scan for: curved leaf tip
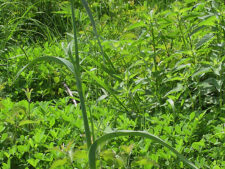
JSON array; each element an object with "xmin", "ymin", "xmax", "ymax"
[{"xmin": 88, "ymin": 130, "xmax": 198, "ymax": 169}]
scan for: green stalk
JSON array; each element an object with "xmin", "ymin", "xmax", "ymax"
[{"xmin": 70, "ymin": 0, "xmax": 92, "ymax": 149}]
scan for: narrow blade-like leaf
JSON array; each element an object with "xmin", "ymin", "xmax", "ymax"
[
  {"xmin": 89, "ymin": 130, "xmax": 198, "ymax": 169},
  {"xmin": 80, "ymin": 0, "xmax": 116, "ymax": 71},
  {"xmin": 15, "ymin": 56, "xmax": 75, "ymax": 81}
]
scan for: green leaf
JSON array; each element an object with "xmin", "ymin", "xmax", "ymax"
[
  {"xmin": 192, "ymin": 67, "xmax": 211, "ymax": 78},
  {"xmin": 120, "ymin": 144, "xmax": 134, "ymax": 154},
  {"xmin": 121, "ymin": 33, "xmax": 137, "ymax": 40},
  {"xmin": 167, "ymin": 98, "xmax": 175, "ymax": 112},
  {"xmin": 50, "ymin": 158, "xmax": 67, "ymax": 169},
  {"xmin": 133, "ymin": 157, "xmax": 159, "ymax": 167},
  {"xmin": 27, "ymin": 158, "xmax": 39, "ymax": 167},
  {"xmin": 19, "ymin": 120, "xmax": 39, "ymax": 126},
  {"xmin": 126, "ymin": 21, "xmax": 146, "ymax": 31},
  {"xmin": 73, "ymin": 150, "xmax": 88, "ymax": 160},
  {"xmin": 1, "ymin": 133, "xmax": 8, "ymax": 142},
  {"xmin": 53, "ymin": 77, "xmax": 60, "ymax": 83},
  {"xmin": 100, "ymin": 149, "xmax": 115, "ymax": 162},
  {"xmin": 15, "ymin": 56, "xmax": 75, "ymax": 81},
  {"xmin": 198, "ymin": 15, "xmax": 218, "ymax": 26},
  {"xmin": 204, "ymin": 78, "xmax": 222, "ymax": 92},
  {"xmin": 189, "ymin": 112, "xmax": 195, "ymax": 121},
  {"xmin": 85, "ymin": 69, "xmax": 128, "ymax": 112},
  {"xmin": 165, "ymin": 83, "xmax": 184, "ymax": 97},
  {"xmin": 0, "ymin": 125, "xmax": 5, "ymax": 133},
  {"xmin": 195, "ymin": 33, "xmax": 214, "ymax": 49},
  {"xmin": 88, "ymin": 130, "xmax": 198, "ymax": 169},
  {"xmin": 80, "ymin": 0, "xmax": 116, "ymax": 70}
]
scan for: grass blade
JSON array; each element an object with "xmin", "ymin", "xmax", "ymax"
[
  {"xmin": 80, "ymin": 0, "xmax": 116, "ymax": 71},
  {"xmin": 89, "ymin": 130, "xmax": 198, "ymax": 169},
  {"xmin": 70, "ymin": 0, "xmax": 92, "ymax": 149},
  {"xmin": 84, "ymin": 69, "xmax": 129, "ymax": 112},
  {"xmin": 15, "ymin": 56, "xmax": 75, "ymax": 81}
]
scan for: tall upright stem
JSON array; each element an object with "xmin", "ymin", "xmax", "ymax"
[{"xmin": 70, "ymin": 0, "xmax": 92, "ymax": 149}]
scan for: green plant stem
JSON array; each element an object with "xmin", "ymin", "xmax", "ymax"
[
  {"xmin": 89, "ymin": 107, "xmax": 95, "ymax": 142},
  {"xmin": 70, "ymin": 0, "xmax": 92, "ymax": 149},
  {"xmin": 177, "ymin": 15, "xmax": 187, "ymax": 49}
]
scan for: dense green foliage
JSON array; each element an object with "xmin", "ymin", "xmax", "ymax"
[{"xmin": 0, "ymin": 0, "xmax": 225, "ymax": 168}]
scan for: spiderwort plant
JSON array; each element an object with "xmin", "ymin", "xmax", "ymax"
[{"xmin": 15, "ymin": 0, "xmax": 199, "ymax": 168}]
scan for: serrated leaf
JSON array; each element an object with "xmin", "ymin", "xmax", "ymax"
[{"xmin": 195, "ymin": 33, "xmax": 214, "ymax": 49}]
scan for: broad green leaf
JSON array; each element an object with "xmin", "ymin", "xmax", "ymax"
[
  {"xmin": 133, "ymin": 157, "xmax": 159, "ymax": 167},
  {"xmin": 1, "ymin": 133, "xmax": 8, "ymax": 142},
  {"xmin": 27, "ymin": 158, "xmax": 39, "ymax": 168},
  {"xmin": 195, "ymin": 33, "xmax": 214, "ymax": 49},
  {"xmin": 190, "ymin": 25, "xmax": 205, "ymax": 37},
  {"xmin": 50, "ymin": 158, "xmax": 67, "ymax": 169},
  {"xmin": 198, "ymin": 15, "xmax": 218, "ymax": 26},
  {"xmin": 126, "ymin": 21, "xmax": 146, "ymax": 31},
  {"xmin": 89, "ymin": 130, "xmax": 198, "ymax": 169},
  {"xmin": 53, "ymin": 77, "xmax": 60, "ymax": 83},
  {"xmin": 120, "ymin": 144, "xmax": 133, "ymax": 154},
  {"xmin": 121, "ymin": 33, "xmax": 137, "ymax": 40},
  {"xmin": 0, "ymin": 125, "xmax": 5, "ymax": 133},
  {"xmin": 73, "ymin": 150, "xmax": 88, "ymax": 160},
  {"xmin": 192, "ymin": 67, "xmax": 211, "ymax": 78},
  {"xmin": 100, "ymin": 149, "xmax": 115, "ymax": 161},
  {"xmin": 19, "ymin": 120, "xmax": 39, "ymax": 126},
  {"xmin": 189, "ymin": 112, "xmax": 195, "ymax": 121},
  {"xmin": 174, "ymin": 64, "xmax": 191, "ymax": 71},
  {"xmin": 198, "ymin": 82, "xmax": 212, "ymax": 88},
  {"xmin": 165, "ymin": 83, "xmax": 184, "ymax": 97},
  {"xmin": 204, "ymin": 78, "xmax": 222, "ymax": 92}
]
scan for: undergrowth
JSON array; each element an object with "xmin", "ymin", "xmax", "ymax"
[{"xmin": 0, "ymin": 0, "xmax": 224, "ymax": 168}]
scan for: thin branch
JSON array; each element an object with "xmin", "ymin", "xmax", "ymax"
[{"xmin": 63, "ymin": 82, "xmax": 77, "ymax": 107}]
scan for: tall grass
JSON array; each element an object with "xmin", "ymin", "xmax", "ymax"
[{"xmin": 15, "ymin": 0, "xmax": 199, "ymax": 168}]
